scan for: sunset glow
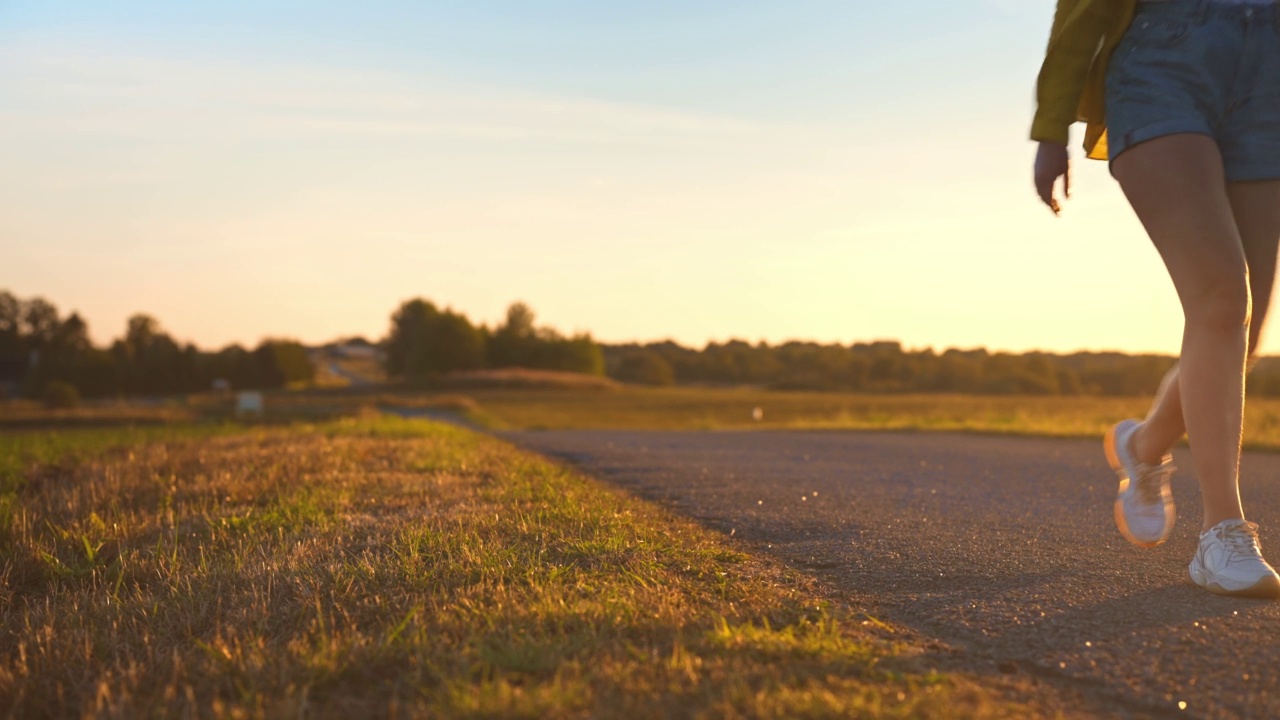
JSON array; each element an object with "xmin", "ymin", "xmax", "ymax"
[{"xmin": 1, "ymin": 2, "xmax": 1224, "ymax": 355}]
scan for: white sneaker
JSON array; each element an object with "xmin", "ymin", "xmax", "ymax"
[
  {"xmin": 1104, "ymin": 419, "xmax": 1176, "ymax": 547},
  {"xmin": 1189, "ymin": 519, "xmax": 1280, "ymax": 598}
]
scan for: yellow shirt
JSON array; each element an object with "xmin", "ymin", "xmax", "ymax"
[{"xmin": 1031, "ymin": 0, "xmax": 1139, "ymax": 160}]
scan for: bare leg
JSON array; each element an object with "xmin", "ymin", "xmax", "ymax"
[
  {"xmin": 1112, "ymin": 134, "xmax": 1249, "ymax": 531},
  {"xmin": 1130, "ymin": 181, "xmax": 1280, "ymax": 475},
  {"xmin": 1133, "ymin": 365, "xmax": 1184, "ymax": 465}
]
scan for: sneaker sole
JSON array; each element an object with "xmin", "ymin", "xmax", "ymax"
[
  {"xmin": 1104, "ymin": 423, "xmax": 1173, "ymax": 548},
  {"xmin": 1191, "ymin": 569, "xmax": 1280, "ymax": 599}
]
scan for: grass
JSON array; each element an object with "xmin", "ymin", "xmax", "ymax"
[
  {"xmin": 445, "ymin": 386, "xmax": 1146, "ymax": 436},
  {"xmin": 0, "ymin": 424, "xmax": 239, "ymax": 493},
  {"xmin": 0, "ymin": 399, "xmax": 198, "ymax": 428},
  {"xmin": 439, "ymin": 385, "xmax": 1280, "ymax": 450},
  {"xmin": 0, "ymin": 416, "xmax": 1067, "ymax": 718},
  {"xmin": 17, "ymin": 380, "xmax": 1280, "ymax": 450},
  {"xmin": 437, "ymin": 368, "xmax": 620, "ymax": 391}
]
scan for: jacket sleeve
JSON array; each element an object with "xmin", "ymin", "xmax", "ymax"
[{"xmin": 1030, "ymin": 0, "xmax": 1113, "ymax": 145}]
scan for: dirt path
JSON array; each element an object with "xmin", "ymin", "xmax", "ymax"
[{"xmin": 506, "ymin": 429, "xmax": 1280, "ymax": 720}]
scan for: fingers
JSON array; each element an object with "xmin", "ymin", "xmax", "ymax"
[
  {"xmin": 1033, "ymin": 142, "xmax": 1069, "ymax": 216},
  {"xmin": 1035, "ymin": 173, "xmax": 1060, "ymax": 216}
]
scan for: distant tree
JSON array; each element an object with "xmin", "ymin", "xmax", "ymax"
[
  {"xmin": 931, "ymin": 350, "xmax": 983, "ymax": 393},
  {"xmin": 542, "ymin": 333, "xmax": 606, "ymax": 376},
  {"xmin": 27, "ymin": 312, "xmax": 98, "ymax": 396},
  {"xmin": 254, "ymin": 340, "xmax": 315, "ymax": 388},
  {"xmin": 112, "ymin": 314, "xmax": 185, "ymax": 395},
  {"xmin": 1014, "ymin": 355, "xmax": 1062, "ymax": 395},
  {"xmin": 425, "ymin": 310, "xmax": 486, "ymax": 375},
  {"xmin": 866, "ymin": 351, "xmax": 903, "ymax": 390},
  {"xmin": 206, "ymin": 344, "xmax": 265, "ymax": 390},
  {"xmin": 488, "ymin": 302, "xmax": 538, "ymax": 368},
  {"xmin": 124, "ymin": 315, "xmax": 161, "ymax": 351},
  {"xmin": 504, "ymin": 302, "xmax": 536, "ymax": 338},
  {"xmin": 0, "ymin": 291, "xmax": 20, "ymax": 356},
  {"xmin": 54, "ymin": 313, "xmax": 92, "ymax": 355},
  {"xmin": 386, "ymin": 299, "xmax": 435, "ymax": 377},
  {"xmin": 698, "ymin": 340, "xmax": 785, "ymax": 386},
  {"xmin": 1056, "ymin": 367, "xmax": 1084, "ymax": 395},
  {"xmin": 385, "ymin": 299, "xmax": 485, "ymax": 379},
  {"xmin": 614, "ymin": 350, "xmax": 675, "ymax": 386},
  {"xmin": 21, "ymin": 297, "xmax": 60, "ymax": 351},
  {"xmin": 69, "ymin": 349, "xmax": 120, "ymax": 397}
]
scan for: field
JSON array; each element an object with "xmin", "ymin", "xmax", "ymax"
[
  {"xmin": 14, "ymin": 379, "xmax": 1280, "ymax": 449},
  {"xmin": 409, "ymin": 385, "xmax": 1280, "ymax": 451},
  {"xmin": 0, "ymin": 415, "xmax": 1074, "ymax": 718},
  {"xmin": 442, "ymin": 387, "xmax": 1151, "ymax": 435},
  {"xmin": 16, "ymin": 380, "xmax": 1280, "ymax": 447},
  {"xmin": 367, "ymin": 384, "xmax": 1280, "ymax": 456}
]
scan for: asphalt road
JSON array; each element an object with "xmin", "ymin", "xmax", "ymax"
[{"xmin": 504, "ymin": 429, "xmax": 1280, "ymax": 720}]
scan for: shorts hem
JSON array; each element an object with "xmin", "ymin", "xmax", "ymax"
[
  {"xmin": 1223, "ymin": 167, "xmax": 1280, "ymax": 184},
  {"xmin": 1106, "ymin": 120, "xmax": 1215, "ymax": 175}
]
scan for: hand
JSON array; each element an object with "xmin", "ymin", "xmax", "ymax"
[{"xmin": 1034, "ymin": 141, "xmax": 1070, "ymax": 215}]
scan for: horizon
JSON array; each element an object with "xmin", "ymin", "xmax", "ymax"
[
  {"xmin": 4, "ymin": 285, "xmax": 1200, "ymax": 359},
  {"xmin": 2, "ymin": 1, "xmax": 1249, "ymax": 357}
]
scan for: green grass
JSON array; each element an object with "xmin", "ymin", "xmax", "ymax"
[
  {"xmin": 0, "ymin": 416, "xmax": 1068, "ymax": 718},
  {"xmin": 0, "ymin": 422, "xmax": 241, "ymax": 513}
]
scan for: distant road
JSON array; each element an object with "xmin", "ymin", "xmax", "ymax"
[
  {"xmin": 506, "ymin": 429, "xmax": 1280, "ymax": 720},
  {"xmin": 327, "ymin": 362, "xmax": 373, "ymax": 387}
]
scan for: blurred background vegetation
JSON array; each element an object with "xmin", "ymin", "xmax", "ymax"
[
  {"xmin": 9, "ymin": 287, "xmax": 1280, "ymax": 405},
  {"xmin": 0, "ymin": 291, "xmax": 314, "ymax": 403}
]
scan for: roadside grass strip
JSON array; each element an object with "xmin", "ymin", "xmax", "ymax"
[{"xmin": 1, "ymin": 416, "xmax": 1054, "ymax": 718}]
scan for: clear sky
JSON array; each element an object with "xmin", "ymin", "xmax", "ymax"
[{"xmin": 0, "ymin": 1, "xmax": 1226, "ymax": 355}]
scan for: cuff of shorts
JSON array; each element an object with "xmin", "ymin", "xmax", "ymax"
[
  {"xmin": 1222, "ymin": 162, "xmax": 1280, "ymax": 184},
  {"xmin": 1106, "ymin": 119, "xmax": 1214, "ymax": 167}
]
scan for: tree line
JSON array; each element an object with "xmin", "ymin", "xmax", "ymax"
[
  {"xmin": 604, "ymin": 339, "xmax": 1280, "ymax": 397},
  {"xmin": 12, "ymin": 286, "xmax": 1280, "ymax": 401},
  {"xmin": 0, "ymin": 291, "xmax": 314, "ymax": 403},
  {"xmin": 0, "ymin": 291, "xmax": 604, "ymax": 402},
  {"xmin": 385, "ymin": 299, "xmax": 604, "ymax": 380}
]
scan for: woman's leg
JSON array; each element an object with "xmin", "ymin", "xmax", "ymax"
[
  {"xmin": 1128, "ymin": 181, "xmax": 1280, "ymax": 489},
  {"xmin": 1229, "ymin": 179, "xmax": 1280, "ymax": 352},
  {"xmin": 1111, "ymin": 134, "xmax": 1249, "ymax": 531}
]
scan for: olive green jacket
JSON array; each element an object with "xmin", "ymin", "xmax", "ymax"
[{"xmin": 1031, "ymin": 0, "xmax": 1138, "ymax": 159}]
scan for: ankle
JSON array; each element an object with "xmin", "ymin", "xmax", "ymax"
[
  {"xmin": 1201, "ymin": 513, "xmax": 1246, "ymax": 534},
  {"xmin": 1130, "ymin": 423, "xmax": 1168, "ymax": 465}
]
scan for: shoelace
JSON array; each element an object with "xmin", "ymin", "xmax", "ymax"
[
  {"xmin": 1219, "ymin": 521, "xmax": 1264, "ymax": 560},
  {"xmin": 1133, "ymin": 459, "xmax": 1175, "ymax": 505}
]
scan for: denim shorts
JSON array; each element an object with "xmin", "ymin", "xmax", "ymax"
[{"xmin": 1106, "ymin": 0, "xmax": 1280, "ymax": 181}]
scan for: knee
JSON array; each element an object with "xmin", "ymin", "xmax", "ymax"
[{"xmin": 1184, "ymin": 274, "xmax": 1252, "ymax": 335}]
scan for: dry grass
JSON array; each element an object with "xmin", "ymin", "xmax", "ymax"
[
  {"xmin": 454, "ymin": 387, "xmax": 1149, "ymax": 436},
  {"xmin": 0, "ymin": 417, "xmax": 1066, "ymax": 719},
  {"xmin": 378, "ymin": 393, "xmax": 482, "ymax": 415},
  {"xmin": 22, "ymin": 382, "xmax": 1280, "ymax": 452},
  {"xmin": 452, "ymin": 386, "xmax": 1280, "ymax": 450},
  {"xmin": 0, "ymin": 399, "xmax": 197, "ymax": 428},
  {"xmin": 438, "ymin": 368, "xmax": 620, "ymax": 391}
]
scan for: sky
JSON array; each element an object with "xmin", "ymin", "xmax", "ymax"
[{"xmin": 0, "ymin": 1, "xmax": 1219, "ymax": 355}]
